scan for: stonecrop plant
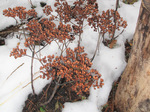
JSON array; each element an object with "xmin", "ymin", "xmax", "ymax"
[
  {"xmin": 88, "ymin": 9, "xmax": 127, "ymax": 39},
  {"xmin": 40, "ymin": 46, "xmax": 103, "ymax": 95},
  {"xmin": 3, "ymin": 0, "xmax": 127, "ymax": 106},
  {"xmin": 88, "ymin": 8, "xmax": 127, "ymax": 60}
]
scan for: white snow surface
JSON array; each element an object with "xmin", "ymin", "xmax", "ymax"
[{"xmin": 0, "ymin": 0, "xmax": 141, "ymax": 112}]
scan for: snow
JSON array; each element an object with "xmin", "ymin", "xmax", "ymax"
[
  {"xmin": 63, "ymin": 100, "xmax": 99, "ymax": 112},
  {"xmin": 0, "ymin": 0, "xmax": 141, "ymax": 112}
]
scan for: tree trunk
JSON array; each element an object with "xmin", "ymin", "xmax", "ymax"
[{"xmin": 115, "ymin": 0, "xmax": 150, "ymax": 112}]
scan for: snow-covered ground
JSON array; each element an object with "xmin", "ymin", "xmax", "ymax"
[{"xmin": 0, "ymin": 0, "xmax": 141, "ymax": 112}]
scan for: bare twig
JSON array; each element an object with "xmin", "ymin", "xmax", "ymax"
[
  {"xmin": 0, "ymin": 23, "xmax": 25, "ymax": 36},
  {"xmin": 25, "ymin": 54, "xmax": 40, "ymax": 60},
  {"xmin": 112, "ymin": 0, "xmax": 119, "ymax": 39},
  {"xmin": 22, "ymin": 76, "xmax": 40, "ymax": 89},
  {"xmin": 6, "ymin": 63, "xmax": 24, "ymax": 80},
  {"xmin": 115, "ymin": 0, "xmax": 119, "ymax": 12},
  {"xmin": 35, "ymin": 43, "xmax": 48, "ymax": 54},
  {"xmin": 39, "ymin": 80, "xmax": 53, "ymax": 101},
  {"xmin": 91, "ymin": 30, "xmax": 102, "ymax": 62},
  {"xmin": 60, "ymin": 41, "xmax": 65, "ymax": 56},
  {"xmin": 64, "ymin": 40, "xmax": 71, "ymax": 50},
  {"xmin": 22, "ymin": 26, "xmax": 33, "ymax": 52},
  {"xmin": 54, "ymin": 40, "xmax": 62, "ymax": 51},
  {"xmin": 27, "ymin": 99, "xmax": 39, "ymax": 111},
  {"xmin": 40, "ymin": 76, "xmax": 61, "ymax": 106},
  {"xmin": 28, "ymin": 0, "xmax": 34, "ymax": 8},
  {"xmin": 77, "ymin": 22, "xmax": 84, "ymax": 48},
  {"xmin": 114, "ymin": 29, "xmax": 125, "ymax": 39}
]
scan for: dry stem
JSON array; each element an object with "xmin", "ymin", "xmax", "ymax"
[{"xmin": 31, "ymin": 45, "xmax": 36, "ymax": 95}]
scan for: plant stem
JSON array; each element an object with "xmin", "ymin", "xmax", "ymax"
[
  {"xmin": 40, "ymin": 76, "xmax": 61, "ymax": 106},
  {"xmin": 29, "ymin": 0, "xmax": 34, "ymax": 8},
  {"xmin": 112, "ymin": 0, "xmax": 119, "ymax": 39},
  {"xmin": 91, "ymin": 31, "xmax": 102, "ymax": 62},
  {"xmin": 31, "ymin": 45, "xmax": 35, "ymax": 95}
]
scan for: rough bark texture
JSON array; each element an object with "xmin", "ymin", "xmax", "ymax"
[{"xmin": 115, "ymin": 1, "xmax": 150, "ymax": 112}]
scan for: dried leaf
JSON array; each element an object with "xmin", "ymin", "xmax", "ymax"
[{"xmin": 109, "ymin": 40, "xmax": 117, "ymax": 48}]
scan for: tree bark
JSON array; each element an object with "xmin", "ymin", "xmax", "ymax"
[{"xmin": 115, "ymin": 0, "xmax": 150, "ymax": 112}]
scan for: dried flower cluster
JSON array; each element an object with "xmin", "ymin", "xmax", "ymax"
[
  {"xmin": 10, "ymin": 45, "xmax": 27, "ymax": 59},
  {"xmin": 40, "ymin": 46, "xmax": 103, "ymax": 95},
  {"xmin": 3, "ymin": 6, "xmax": 37, "ymax": 22},
  {"xmin": 25, "ymin": 19, "xmax": 73, "ymax": 47},
  {"xmin": 88, "ymin": 9, "xmax": 127, "ymax": 39},
  {"xmin": 43, "ymin": 5, "xmax": 53, "ymax": 16},
  {"xmin": 53, "ymin": 0, "xmax": 99, "ymax": 36}
]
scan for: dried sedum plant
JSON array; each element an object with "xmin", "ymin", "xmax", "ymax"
[{"xmin": 3, "ymin": 0, "xmax": 127, "ymax": 105}]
